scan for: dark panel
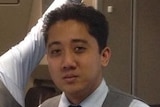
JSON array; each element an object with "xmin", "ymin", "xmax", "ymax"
[
  {"xmin": 42, "ymin": 0, "xmax": 54, "ymax": 13},
  {"xmin": 135, "ymin": 0, "xmax": 160, "ymax": 104},
  {"xmin": 102, "ymin": 0, "xmax": 132, "ymax": 93},
  {"xmin": 0, "ymin": 0, "xmax": 33, "ymax": 55},
  {"xmin": 0, "ymin": 0, "xmax": 19, "ymax": 4}
]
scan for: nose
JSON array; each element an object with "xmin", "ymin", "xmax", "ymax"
[{"xmin": 61, "ymin": 50, "xmax": 76, "ymax": 72}]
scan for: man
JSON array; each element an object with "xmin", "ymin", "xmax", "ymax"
[
  {"xmin": 0, "ymin": 0, "xmax": 81, "ymax": 107},
  {"xmin": 40, "ymin": 3, "xmax": 150, "ymax": 107}
]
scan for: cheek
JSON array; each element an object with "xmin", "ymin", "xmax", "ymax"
[
  {"xmin": 82, "ymin": 54, "xmax": 101, "ymax": 69},
  {"xmin": 47, "ymin": 63, "xmax": 62, "ymax": 87},
  {"xmin": 48, "ymin": 64, "xmax": 55, "ymax": 79},
  {"xmin": 80, "ymin": 56, "xmax": 102, "ymax": 77},
  {"xmin": 47, "ymin": 60, "xmax": 60, "ymax": 79}
]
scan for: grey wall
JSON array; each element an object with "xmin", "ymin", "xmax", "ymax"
[{"xmin": 135, "ymin": 0, "xmax": 160, "ymax": 104}]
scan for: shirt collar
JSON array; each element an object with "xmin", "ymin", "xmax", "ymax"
[{"xmin": 58, "ymin": 79, "xmax": 108, "ymax": 107}]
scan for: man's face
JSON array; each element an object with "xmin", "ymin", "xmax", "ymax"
[{"xmin": 46, "ymin": 19, "xmax": 110, "ymax": 97}]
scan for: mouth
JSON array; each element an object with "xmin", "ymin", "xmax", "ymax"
[{"xmin": 63, "ymin": 74, "xmax": 78, "ymax": 83}]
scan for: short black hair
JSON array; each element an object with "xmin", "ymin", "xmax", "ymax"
[{"xmin": 43, "ymin": 3, "xmax": 109, "ymax": 52}]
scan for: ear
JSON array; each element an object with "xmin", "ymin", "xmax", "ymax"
[{"xmin": 100, "ymin": 47, "xmax": 111, "ymax": 67}]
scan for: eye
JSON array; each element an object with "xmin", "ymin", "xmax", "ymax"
[
  {"xmin": 74, "ymin": 46, "xmax": 86, "ymax": 53},
  {"xmin": 49, "ymin": 49, "xmax": 62, "ymax": 57}
]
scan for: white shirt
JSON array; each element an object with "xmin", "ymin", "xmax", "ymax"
[
  {"xmin": 0, "ymin": 0, "xmax": 68, "ymax": 106},
  {"xmin": 58, "ymin": 79, "xmax": 150, "ymax": 107}
]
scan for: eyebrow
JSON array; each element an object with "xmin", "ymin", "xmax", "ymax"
[
  {"xmin": 71, "ymin": 39, "xmax": 88, "ymax": 44},
  {"xmin": 47, "ymin": 39, "xmax": 88, "ymax": 48},
  {"xmin": 47, "ymin": 41, "xmax": 60, "ymax": 48}
]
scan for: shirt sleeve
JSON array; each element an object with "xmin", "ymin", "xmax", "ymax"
[{"xmin": 0, "ymin": 0, "xmax": 68, "ymax": 106}]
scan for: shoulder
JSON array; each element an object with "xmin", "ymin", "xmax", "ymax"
[
  {"xmin": 39, "ymin": 95, "xmax": 61, "ymax": 107},
  {"xmin": 106, "ymin": 86, "xmax": 149, "ymax": 107},
  {"xmin": 129, "ymin": 99, "xmax": 150, "ymax": 107},
  {"xmin": 104, "ymin": 86, "xmax": 149, "ymax": 107},
  {"xmin": 108, "ymin": 86, "xmax": 137, "ymax": 100}
]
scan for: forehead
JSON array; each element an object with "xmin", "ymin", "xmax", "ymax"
[
  {"xmin": 48, "ymin": 20, "xmax": 92, "ymax": 41},
  {"xmin": 48, "ymin": 19, "xmax": 89, "ymax": 36},
  {"xmin": 47, "ymin": 20, "xmax": 97, "ymax": 46}
]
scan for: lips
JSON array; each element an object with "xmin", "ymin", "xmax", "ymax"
[{"xmin": 63, "ymin": 74, "xmax": 78, "ymax": 83}]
